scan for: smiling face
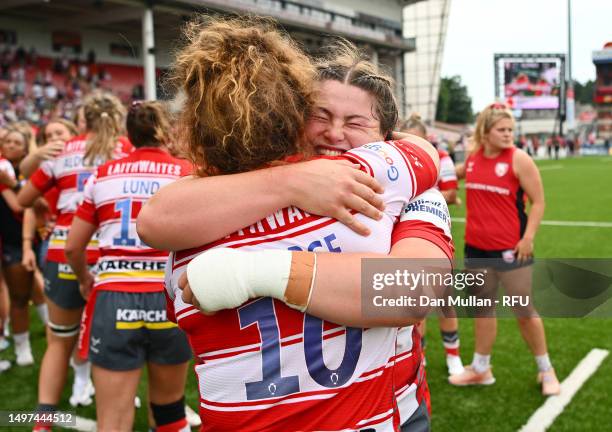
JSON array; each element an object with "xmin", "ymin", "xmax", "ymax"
[
  {"xmin": 304, "ymin": 80, "xmax": 383, "ymax": 156},
  {"xmin": 485, "ymin": 117, "xmax": 514, "ymax": 152},
  {"xmin": 44, "ymin": 121, "xmax": 73, "ymax": 143},
  {"xmin": 1, "ymin": 131, "xmax": 28, "ymax": 163}
]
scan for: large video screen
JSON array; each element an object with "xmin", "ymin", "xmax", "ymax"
[{"xmin": 503, "ymin": 61, "xmax": 561, "ymax": 110}]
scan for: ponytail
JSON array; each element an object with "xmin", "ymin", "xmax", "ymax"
[{"xmin": 82, "ymin": 91, "xmax": 125, "ymax": 165}]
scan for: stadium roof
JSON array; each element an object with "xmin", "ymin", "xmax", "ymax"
[{"xmin": 0, "ymin": 0, "xmax": 417, "ymax": 51}]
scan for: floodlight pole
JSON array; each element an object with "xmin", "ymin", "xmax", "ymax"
[
  {"xmin": 566, "ymin": 0, "xmax": 575, "ymax": 134},
  {"xmin": 142, "ymin": 1, "xmax": 157, "ymax": 100}
]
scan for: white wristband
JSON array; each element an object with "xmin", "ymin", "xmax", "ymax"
[{"xmin": 186, "ymin": 248, "xmax": 293, "ymax": 313}]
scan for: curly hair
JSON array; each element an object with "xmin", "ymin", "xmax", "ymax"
[
  {"xmin": 171, "ymin": 16, "xmax": 316, "ymax": 176},
  {"xmin": 315, "ymin": 40, "xmax": 398, "ymax": 139}
]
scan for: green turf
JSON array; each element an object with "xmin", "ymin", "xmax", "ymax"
[{"xmin": 0, "ymin": 156, "xmax": 611, "ymax": 431}]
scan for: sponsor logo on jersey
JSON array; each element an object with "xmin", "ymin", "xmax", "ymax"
[
  {"xmin": 403, "ymin": 199, "xmax": 451, "ymax": 226},
  {"xmin": 116, "ymin": 308, "xmax": 167, "ymax": 322},
  {"xmin": 363, "ymin": 143, "xmax": 399, "ymax": 181},
  {"xmin": 98, "ymin": 259, "xmax": 166, "ymax": 272},
  {"xmin": 466, "ymin": 161, "xmax": 475, "ymax": 173},
  {"xmin": 115, "ymin": 308, "xmax": 176, "ymax": 330},
  {"xmin": 495, "ymin": 162, "xmax": 509, "ymax": 177}
]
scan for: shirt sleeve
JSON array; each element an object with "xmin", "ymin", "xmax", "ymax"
[
  {"xmin": 74, "ymin": 172, "xmax": 99, "ymax": 226},
  {"xmin": 437, "ymin": 152, "xmax": 458, "ymax": 191},
  {"xmin": 391, "ymin": 188, "xmax": 455, "ymax": 262},
  {"xmin": 30, "ymin": 160, "xmax": 56, "ymax": 193},
  {"xmin": 340, "ymin": 140, "xmax": 439, "ymax": 219}
]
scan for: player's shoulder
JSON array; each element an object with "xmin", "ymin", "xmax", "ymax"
[
  {"xmin": 395, "ymin": 135, "xmax": 439, "ymax": 165},
  {"xmin": 511, "ymin": 147, "xmax": 537, "ymax": 175}
]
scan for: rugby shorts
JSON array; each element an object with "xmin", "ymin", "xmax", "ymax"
[
  {"xmin": 464, "ymin": 244, "xmax": 533, "ymax": 272},
  {"xmin": 85, "ymin": 290, "xmax": 191, "ymax": 370},
  {"xmin": 43, "ymin": 261, "xmax": 88, "ymax": 309}
]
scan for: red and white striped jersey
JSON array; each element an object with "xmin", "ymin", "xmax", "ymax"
[
  {"xmin": 29, "ymin": 134, "xmax": 133, "ymax": 264},
  {"xmin": 391, "ymin": 187, "xmax": 454, "ymax": 423},
  {"xmin": 76, "ymin": 147, "xmax": 192, "ymax": 293},
  {"xmin": 437, "ymin": 148, "xmax": 458, "ymax": 191},
  {"xmin": 165, "ymin": 139, "xmax": 439, "ymax": 432},
  {"xmin": 0, "ymin": 158, "xmax": 16, "ymax": 193}
]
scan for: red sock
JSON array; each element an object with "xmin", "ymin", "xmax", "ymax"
[{"xmin": 156, "ymin": 418, "xmax": 189, "ymax": 432}]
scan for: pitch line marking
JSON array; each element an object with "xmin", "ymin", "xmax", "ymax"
[
  {"xmin": 518, "ymin": 348, "xmax": 610, "ymax": 432},
  {"xmin": 538, "ymin": 165, "xmax": 564, "ymax": 171},
  {"xmin": 451, "ymin": 218, "xmax": 612, "ymax": 228}
]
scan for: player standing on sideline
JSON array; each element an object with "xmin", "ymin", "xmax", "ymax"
[
  {"xmin": 0, "ymin": 126, "xmax": 11, "ymax": 364},
  {"xmin": 17, "ymin": 91, "xmax": 133, "ymax": 431},
  {"xmin": 139, "ymin": 21, "xmax": 448, "ymax": 430},
  {"xmin": 400, "ymin": 113, "xmax": 464, "ymax": 376},
  {"xmin": 65, "ymin": 101, "xmax": 192, "ymax": 432},
  {"xmin": 0, "ymin": 125, "xmax": 42, "ymax": 367},
  {"xmin": 19, "ymin": 118, "xmax": 96, "ymax": 407},
  {"xmin": 450, "ymin": 102, "xmax": 560, "ymax": 396}
]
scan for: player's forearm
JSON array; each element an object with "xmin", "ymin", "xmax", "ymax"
[
  {"xmin": 307, "ymin": 239, "xmax": 450, "ymax": 327},
  {"xmin": 64, "ymin": 243, "xmax": 89, "ymax": 284},
  {"xmin": 1, "ymin": 189, "xmax": 24, "ymax": 213},
  {"xmin": 17, "ymin": 182, "xmax": 43, "ymax": 208},
  {"xmin": 22, "ymin": 208, "xmax": 37, "ymax": 250},
  {"xmin": 523, "ymin": 201, "xmax": 545, "ymax": 240},
  {"xmin": 306, "ymin": 252, "xmax": 423, "ymax": 327},
  {"xmin": 440, "ymin": 189, "xmax": 457, "ymax": 205},
  {"xmin": 19, "ymin": 153, "xmax": 43, "ymax": 178},
  {"xmin": 65, "ymin": 218, "xmax": 97, "ymax": 283},
  {"xmin": 137, "ymin": 168, "xmax": 292, "ymax": 251}
]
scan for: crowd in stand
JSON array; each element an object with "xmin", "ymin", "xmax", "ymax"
[{"xmin": 0, "ymin": 44, "xmax": 116, "ymax": 127}]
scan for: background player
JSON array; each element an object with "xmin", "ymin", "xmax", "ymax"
[
  {"xmin": 449, "ymin": 102, "xmax": 559, "ymax": 396},
  {"xmin": 17, "ymin": 91, "xmax": 133, "ymax": 430},
  {"xmin": 65, "ymin": 101, "xmax": 192, "ymax": 432},
  {"xmin": 0, "ymin": 125, "xmax": 45, "ymax": 367},
  {"xmin": 400, "ymin": 113, "xmax": 464, "ymax": 376}
]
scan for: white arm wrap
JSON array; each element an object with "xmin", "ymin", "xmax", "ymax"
[{"xmin": 186, "ymin": 248, "xmax": 293, "ymax": 313}]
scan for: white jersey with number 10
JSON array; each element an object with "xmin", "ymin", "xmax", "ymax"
[{"xmin": 165, "ymin": 139, "xmax": 439, "ymax": 432}]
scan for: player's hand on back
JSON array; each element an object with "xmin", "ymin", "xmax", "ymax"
[{"xmin": 285, "ymin": 159, "xmax": 385, "ymax": 236}]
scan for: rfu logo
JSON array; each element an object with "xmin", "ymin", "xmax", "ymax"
[{"xmin": 466, "ymin": 161, "xmax": 475, "ymax": 173}]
